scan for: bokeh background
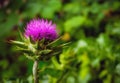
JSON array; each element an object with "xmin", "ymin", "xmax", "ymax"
[{"xmin": 0, "ymin": 0, "xmax": 120, "ymax": 83}]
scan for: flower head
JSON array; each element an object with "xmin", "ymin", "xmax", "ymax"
[{"xmin": 24, "ymin": 19, "xmax": 58, "ymax": 41}]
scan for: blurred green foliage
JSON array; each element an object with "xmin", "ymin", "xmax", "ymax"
[{"xmin": 0, "ymin": 0, "xmax": 120, "ymax": 83}]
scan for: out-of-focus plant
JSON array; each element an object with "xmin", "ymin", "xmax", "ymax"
[{"xmin": 1, "ymin": 0, "xmax": 120, "ymax": 83}]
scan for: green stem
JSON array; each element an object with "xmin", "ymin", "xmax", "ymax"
[{"xmin": 33, "ymin": 60, "xmax": 39, "ymax": 83}]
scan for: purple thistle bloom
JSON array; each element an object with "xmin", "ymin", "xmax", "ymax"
[{"xmin": 24, "ymin": 19, "xmax": 58, "ymax": 41}]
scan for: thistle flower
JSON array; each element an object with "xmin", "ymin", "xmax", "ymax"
[
  {"xmin": 11, "ymin": 18, "xmax": 69, "ymax": 83},
  {"xmin": 24, "ymin": 19, "xmax": 58, "ymax": 42}
]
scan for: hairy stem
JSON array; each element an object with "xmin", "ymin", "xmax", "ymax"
[{"xmin": 33, "ymin": 60, "xmax": 39, "ymax": 83}]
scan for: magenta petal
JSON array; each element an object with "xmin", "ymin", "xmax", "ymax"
[{"xmin": 24, "ymin": 19, "xmax": 58, "ymax": 41}]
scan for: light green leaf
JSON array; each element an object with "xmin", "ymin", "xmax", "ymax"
[{"xmin": 64, "ymin": 16, "xmax": 86, "ymax": 32}]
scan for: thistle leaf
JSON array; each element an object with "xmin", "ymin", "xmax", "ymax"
[
  {"xmin": 37, "ymin": 38, "xmax": 45, "ymax": 49},
  {"xmin": 38, "ymin": 49, "xmax": 52, "ymax": 55},
  {"xmin": 47, "ymin": 37, "xmax": 62, "ymax": 46},
  {"xmin": 24, "ymin": 53, "xmax": 34, "ymax": 60},
  {"xmin": 18, "ymin": 28, "xmax": 24, "ymax": 41},
  {"xmin": 50, "ymin": 51, "xmax": 61, "ymax": 56},
  {"xmin": 10, "ymin": 40, "xmax": 27, "ymax": 47},
  {"xmin": 10, "ymin": 40, "xmax": 25, "ymax": 45},
  {"xmin": 16, "ymin": 46, "xmax": 33, "ymax": 54},
  {"xmin": 58, "ymin": 42, "xmax": 71, "ymax": 47}
]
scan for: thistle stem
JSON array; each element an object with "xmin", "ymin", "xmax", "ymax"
[{"xmin": 33, "ymin": 60, "xmax": 39, "ymax": 83}]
